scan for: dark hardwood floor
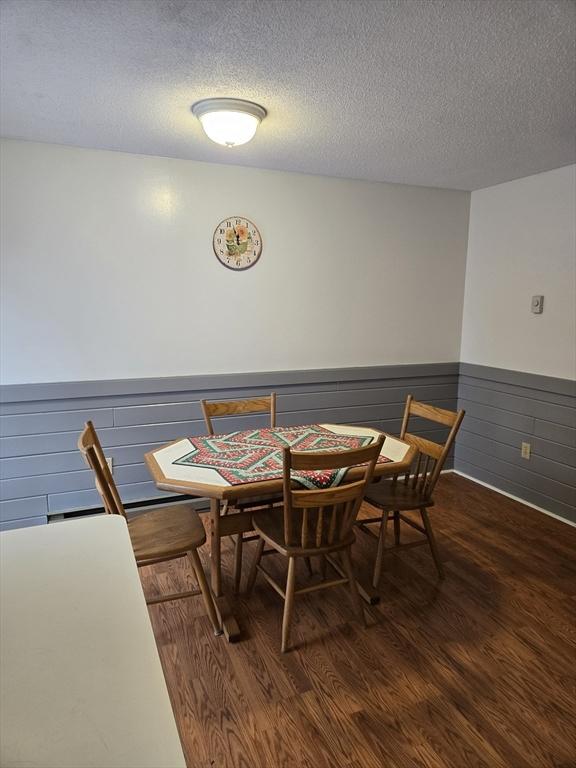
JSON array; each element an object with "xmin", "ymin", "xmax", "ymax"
[{"xmin": 141, "ymin": 474, "xmax": 576, "ymax": 768}]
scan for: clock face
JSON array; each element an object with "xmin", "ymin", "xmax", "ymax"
[{"xmin": 213, "ymin": 217, "xmax": 262, "ymax": 271}]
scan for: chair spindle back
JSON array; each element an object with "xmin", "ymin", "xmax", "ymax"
[
  {"xmin": 397, "ymin": 395, "xmax": 465, "ymax": 499},
  {"xmin": 78, "ymin": 421, "xmax": 126, "ymax": 518},
  {"xmin": 201, "ymin": 393, "xmax": 277, "ymax": 435},
  {"xmin": 282, "ymin": 436, "xmax": 384, "ymax": 550}
]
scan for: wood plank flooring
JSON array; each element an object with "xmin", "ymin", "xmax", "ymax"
[{"xmin": 140, "ymin": 474, "xmax": 576, "ymax": 768}]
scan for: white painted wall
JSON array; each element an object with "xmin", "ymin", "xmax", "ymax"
[
  {"xmin": 0, "ymin": 140, "xmax": 470, "ymax": 384},
  {"xmin": 460, "ymin": 165, "xmax": 576, "ymax": 381}
]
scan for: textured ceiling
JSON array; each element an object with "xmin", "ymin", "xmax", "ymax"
[{"xmin": 1, "ymin": 0, "xmax": 575, "ymax": 190}]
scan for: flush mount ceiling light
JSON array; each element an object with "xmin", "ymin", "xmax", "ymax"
[{"xmin": 191, "ymin": 98, "xmax": 267, "ymax": 147}]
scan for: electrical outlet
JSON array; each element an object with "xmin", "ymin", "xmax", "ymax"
[
  {"xmin": 521, "ymin": 442, "xmax": 531, "ymax": 460},
  {"xmin": 106, "ymin": 457, "xmax": 113, "ymax": 474}
]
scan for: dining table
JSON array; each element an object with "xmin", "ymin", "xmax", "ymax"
[{"xmin": 145, "ymin": 422, "xmax": 415, "ymax": 641}]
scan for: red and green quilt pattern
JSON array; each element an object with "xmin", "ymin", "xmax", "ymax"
[{"xmin": 173, "ymin": 424, "xmax": 391, "ymax": 489}]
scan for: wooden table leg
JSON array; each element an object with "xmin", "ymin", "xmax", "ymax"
[
  {"xmin": 209, "ymin": 498, "xmax": 241, "ymax": 642},
  {"xmin": 210, "ymin": 499, "xmax": 222, "ymax": 597},
  {"xmin": 213, "ymin": 595, "xmax": 241, "ymax": 643}
]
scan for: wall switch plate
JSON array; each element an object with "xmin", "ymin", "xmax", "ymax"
[
  {"xmin": 106, "ymin": 457, "xmax": 113, "ymax": 474},
  {"xmin": 521, "ymin": 442, "xmax": 531, "ymax": 459},
  {"xmin": 531, "ymin": 295, "xmax": 544, "ymax": 314}
]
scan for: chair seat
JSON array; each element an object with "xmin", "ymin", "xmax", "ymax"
[
  {"xmin": 128, "ymin": 503, "xmax": 206, "ymax": 563},
  {"xmin": 253, "ymin": 507, "xmax": 355, "ymax": 556},
  {"xmin": 364, "ymin": 479, "xmax": 434, "ymax": 512}
]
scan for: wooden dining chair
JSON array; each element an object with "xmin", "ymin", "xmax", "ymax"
[
  {"xmin": 78, "ymin": 421, "xmax": 222, "ymax": 635},
  {"xmin": 246, "ymin": 436, "xmax": 384, "ymax": 652},
  {"xmin": 200, "ymin": 393, "xmax": 282, "ymax": 593},
  {"xmin": 358, "ymin": 396, "xmax": 465, "ymax": 586},
  {"xmin": 200, "ymin": 392, "xmax": 276, "ymax": 435}
]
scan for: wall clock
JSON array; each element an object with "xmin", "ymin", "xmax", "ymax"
[{"xmin": 212, "ymin": 216, "xmax": 262, "ymax": 271}]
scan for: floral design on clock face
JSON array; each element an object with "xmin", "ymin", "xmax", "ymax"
[{"xmin": 213, "ymin": 217, "xmax": 262, "ymax": 270}]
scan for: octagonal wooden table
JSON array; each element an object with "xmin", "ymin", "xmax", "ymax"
[{"xmin": 145, "ymin": 423, "xmax": 415, "ymax": 641}]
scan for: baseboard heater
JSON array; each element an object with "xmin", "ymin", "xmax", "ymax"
[{"xmin": 49, "ymin": 495, "xmax": 211, "ymax": 523}]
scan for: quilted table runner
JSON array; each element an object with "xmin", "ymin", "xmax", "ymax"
[{"xmin": 172, "ymin": 424, "xmax": 391, "ymax": 489}]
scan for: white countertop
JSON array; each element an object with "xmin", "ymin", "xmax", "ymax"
[{"xmin": 0, "ymin": 515, "xmax": 186, "ymax": 768}]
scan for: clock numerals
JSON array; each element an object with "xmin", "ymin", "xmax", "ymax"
[{"xmin": 213, "ymin": 217, "xmax": 262, "ymax": 271}]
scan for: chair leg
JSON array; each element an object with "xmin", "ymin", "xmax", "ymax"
[
  {"xmin": 372, "ymin": 510, "xmax": 390, "ymax": 589},
  {"xmin": 233, "ymin": 534, "xmax": 243, "ymax": 594},
  {"xmin": 341, "ymin": 546, "xmax": 366, "ymax": 628},
  {"xmin": 393, "ymin": 510, "xmax": 401, "ymax": 546},
  {"xmin": 304, "ymin": 557, "xmax": 314, "ymax": 578},
  {"xmin": 246, "ymin": 537, "xmax": 265, "ymax": 595},
  {"xmin": 320, "ymin": 554, "xmax": 327, "ymax": 581},
  {"xmin": 188, "ymin": 549, "xmax": 222, "ymax": 636},
  {"xmin": 420, "ymin": 507, "xmax": 444, "ymax": 579},
  {"xmin": 281, "ymin": 556, "xmax": 297, "ymax": 653}
]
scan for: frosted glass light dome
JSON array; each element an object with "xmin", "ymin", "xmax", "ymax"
[{"xmin": 192, "ymin": 98, "xmax": 267, "ymax": 147}]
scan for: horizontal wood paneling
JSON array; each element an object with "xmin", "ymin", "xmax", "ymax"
[
  {"xmin": 456, "ymin": 460, "xmax": 575, "ymax": 523},
  {"xmin": 0, "ymin": 463, "xmax": 152, "ymax": 501},
  {"xmin": 458, "ymin": 374, "xmax": 576, "ymax": 408},
  {"xmin": 457, "ymin": 431, "xmax": 574, "ymax": 487},
  {"xmin": 0, "ymin": 442, "xmax": 161, "ymax": 479},
  {"xmin": 0, "ymin": 408, "xmax": 114, "ymax": 437},
  {"xmin": 3, "ymin": 363, "xmax": 571, "ymax": 527},
  {"xmin": 113, "ymin": 383, "xmax": 457, "ymax": 427},
  {"xmin": 455, "ymin": 365, "xmax": 575, "ymax": 525},
  {"xmin": 457, "ymin": 399, "xmax": 535, "ymax": 433},
  {"xmin": 533, "ymin": 420, "xmax": 575, "ymax": 448},
  {"xmin": 0, "ymin": 495, "xmax": 48, "ymax": 523},
  {"xmin": 458, "ymin": 363, "xmax": 576, "ymax": 397},
  {"xmin": 456, "ymin": 444, "xmax": 574, "ymax": 508},
  {"xmin": 459, "ymin": 382, "xmax": 575, "ymax": 427},
  {"xmin": 0, "ymin": 382, "xmax": 339, "ymax": 416},
  {"xmin": 0, "ymin": 515, "xmax": 47, "ymax": 532},
  {"xmin": 0, "ymin": 364, "xmax": 458, "ymax": 525},
  {"xmin": 459, "ymin": 416, "xmax": 576, "ymax": 467}
]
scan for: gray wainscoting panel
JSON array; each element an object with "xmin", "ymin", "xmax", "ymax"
[
  {"xmin": 0, "ymin": 515, "xmax": 48, "ymax": 532},
  {"xmin": 0, "ymin": 363, "xmax": 458, "ymax": 525},
  {"xmin": 0, "ymin": 495, "xmax": 48, "ymax": 523},
  {"xmin": 0, "ymin": 409, "xmax": 114, "ymax": 437},
  {"xmin": 455, "ymin": 364, "xmax": 576, "ymax": 524}
]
